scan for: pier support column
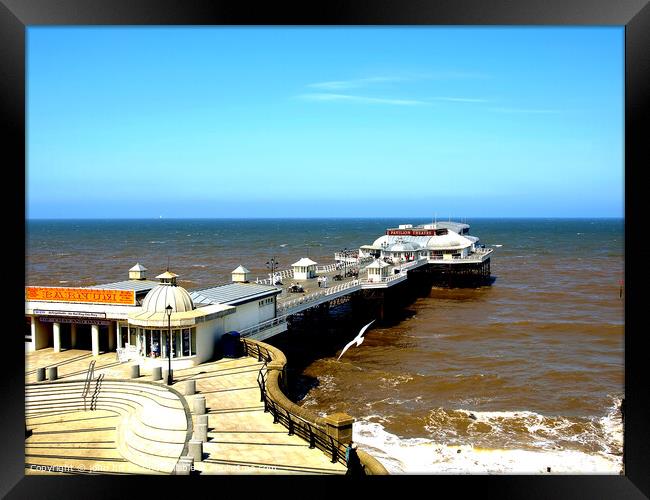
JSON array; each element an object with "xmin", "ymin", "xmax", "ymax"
[
  {"xmin": 70, "ymin": 324, "xmax": 77, "ymax": 348},
  {"xmin": 108, "ymin": 322, "xmax": 116, "ymax": 351},
  {"xmin": 91, "ymin": 324, "xmax": 100, "ymax": 356},
  {"xmin": 53, "ymin": 322, "xmax": 61, "ymax": 353},
  {"xmin": 116, "ymin": 324, "xmax": 123, "ymax": 350}
]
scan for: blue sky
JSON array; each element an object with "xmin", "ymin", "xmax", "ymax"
[{"xmin": 27, "ymin": 27, "xmax": 624, "ymax": 218}]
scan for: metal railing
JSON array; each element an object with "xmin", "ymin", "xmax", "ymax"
[
  {"xmin": 241, "ymin": 339, "xmax": 350, "ymax": 468},
  {"xmin": 277, "ymin": 279, "xmax": 361, "ymax": 315},
  {"xmin": 256, "ymin": 268, "xmax": 295, "ymax": 285},
  {"xmin": 90, "ymin": 373, "xmax": 104, "ymax": 411},
  {"xmin": 239, "ymin": 315, "xmax": 289, "ymax": 338},
  {"xmin": 82, "ymin": 360, "xmax": 96, "ymax": 411}
]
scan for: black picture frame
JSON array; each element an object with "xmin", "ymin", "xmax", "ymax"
[{"xmin": 2, "ymin": 0, "xmax": 647, "ymax": 497}]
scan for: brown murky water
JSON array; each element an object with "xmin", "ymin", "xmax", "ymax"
[{"xmin": 26, "ymin": 218, "xmax": 624, "ymax": 473}]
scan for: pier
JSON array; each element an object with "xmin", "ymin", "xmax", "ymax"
[{"xmin": 240, "ymin": 246, "xmax": 492, "ymax": 341}]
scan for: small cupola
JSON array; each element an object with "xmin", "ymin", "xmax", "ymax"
[
  {"xmin": 232, "ymin": 265, "xmax": 251, "ymax": 283},
  {"xmin": 156, "ymin": 270, "xmax": 179, "ymax": 286},
  {"xmin": 129, "ymin": 263, "xmax": 148, "ymax": 280}
]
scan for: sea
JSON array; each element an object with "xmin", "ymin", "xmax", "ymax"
[{"xmin": 25, "ymin": 218, "xmax": 624, "ymax": 474}]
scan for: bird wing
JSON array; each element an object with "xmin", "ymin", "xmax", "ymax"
[
  {"xmin": 337, "ymin": 337, "xmax": 359, "ymax": 361},
  {"xmin": 338, "ymin": 320, "xmax": 376, "ymax": 361},
  {"xmin": 355, "ymin": 320, "xmax": 376, "ymax": 341}
]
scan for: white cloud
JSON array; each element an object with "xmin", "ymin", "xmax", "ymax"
[
  {"xmin": 296, "ymin": 93, "xmax": 429, "ymax": 106},
  {"xmin": 308, "ymin": 77, "xmax": 406, "ymax": 90},
  {"xmin": 431, "ymin": 97, "xmax": 491, "ymax": 103},
  {"xmin": 487, "ymin": 107, "xmax": 562, "ymax": 114}
]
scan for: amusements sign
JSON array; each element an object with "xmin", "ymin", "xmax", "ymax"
[{"xmin": 26, "ymin": 287, "xmax": 135, "ymax": 305}]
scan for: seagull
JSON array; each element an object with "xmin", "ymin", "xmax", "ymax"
[{"xmin": 337, "ymin": 320, "xmax": 376, "ymax": 361}]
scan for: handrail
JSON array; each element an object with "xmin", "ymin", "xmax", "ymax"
[
  {"xmin": 240, "ymin": 338, "xmax": 388, "ymax": 475},
  {"xmin": 90, "ymin": 373, "xmax": 104, "ymax": 411},
  {"xmin": 82, "ymin": 359, "xmax": 96, "ymax": 411},
  {"xmin": 277, "ymin": 279, "xmax": 361, "ymax": 314},
  {"xmin": 240, "ymin": 315, "xmax": 288, "ymax": 338}
]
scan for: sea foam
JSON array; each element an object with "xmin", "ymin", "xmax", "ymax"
[{"xmin": 353, "ymin": 414, "xmax": 622, "ymax": 474}]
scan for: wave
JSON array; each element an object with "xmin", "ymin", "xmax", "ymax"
[{"xmin": 353, "ymin": 407, "xmax": 622, "ymax": 474}]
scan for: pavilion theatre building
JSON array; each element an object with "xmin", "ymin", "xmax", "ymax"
[{"xmin": 25, "ymin": 264, "xmax": 280, "ymax": 369}]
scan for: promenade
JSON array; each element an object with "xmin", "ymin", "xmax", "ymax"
[{"xmin": 25, "ymin": 348, "xmax": 346, "ymax": 475}]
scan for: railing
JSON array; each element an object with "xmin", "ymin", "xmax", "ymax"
[
  {"xmin": 82, "ymin": 360, "xmax": 96, "ymax": 411},
  {"xmin": 239, "ymin": 315, "xmax": 289, "ymax": 338},
  {"xmin": 334, "ymin": 252, "xmax": 359, "ymax": 262},
  {"xmin": 277, "ymin": 280, "xmax": 361, "ymax": 315},
  {"xmin": 316, "ymin": 263, "xmax": 342, "ymax": 273},
  {"xmin": 425, "ymin": 247, "xmax": 493, "ymax": 262},
  {"xmin": 90, "ymin": 373, "xmax": 104, "ymax": 411},
  {"xmin": 240, "ymin": 338, "xmax": 388, "ymax": 475},
  {"xmin": 256, "ymin": 268, "xmax": 295, "ymax": 285}
]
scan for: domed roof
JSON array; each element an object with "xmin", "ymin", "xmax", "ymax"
[
  {"xmin": 389, "ymin": 241, "xmax": 420, "ymax": 252},
  {"xmin": 141, "ymin": 283, "xmax": 195, "ymax": 313}
]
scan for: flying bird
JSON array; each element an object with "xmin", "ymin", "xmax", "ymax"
[{"xmin": 337, "ymin": 320, "xmax": 376, "ymax": 361}]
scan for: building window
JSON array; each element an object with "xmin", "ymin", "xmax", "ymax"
[{"xmin": 182, "ymin": 329, "xmax": 191, "ymax": 357}]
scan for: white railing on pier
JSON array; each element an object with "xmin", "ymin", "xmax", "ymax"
[
  {"xmin": 425, "ymin": 247, "xmax": 493, "ymax": 264},
  {"xmin": 255, "ymin": 268, "xmax": 295, "ymax": 285},
  {"xmin": 277, "ymin": 279, "xmax": 361, "ymax": 315},
  {"xmin": 239, "ymin": 315, "xmax": 288, "ymax": 338},
  {"xmin": 316, "ymin": 263, "xmax": 341, "ymax": 273},
  {"xmin": 334, "ymin": 252, "xmax": 359, "ymax": 263}
]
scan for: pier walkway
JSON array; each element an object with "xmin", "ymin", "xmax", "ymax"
[{"xmin": 240, "ymin": 256, "xmax": 432, "ymax": 340}]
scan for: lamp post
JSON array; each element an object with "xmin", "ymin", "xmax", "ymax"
[
  {"xmin": 266, "ymin": 257, "xmax": 279, "ymax": 285},
  {"xmin": 165, "ymin": 304, "xmax": 173, "ymax": 385}
]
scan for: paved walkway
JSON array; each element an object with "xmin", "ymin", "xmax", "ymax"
[
  {"xmin": 25, "ymin": 409, "xmax": 159, "ymax": 475},
  {"xmin": 25, "ymin": 349, "xmax": 346, "ymax": 475},
  {"xmin": 172, "ymin": 357, "xmax": 346, "ymax": 475}
]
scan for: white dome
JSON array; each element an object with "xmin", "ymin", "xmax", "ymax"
[
  {"xmin": 389, "ymin": 242, "xmax": 420, "ymax": 252},
  {"xmin": 141, "ymin": 284, "xmax": 195, "ymax": 313}
]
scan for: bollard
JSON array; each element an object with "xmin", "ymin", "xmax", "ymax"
[
  {"xmin": 47, "ymin": 366, "xmax": 58, "ymax": 381},
  {"xmin": 36, "ymin": 367, "xmax": 46, "ymax": 382},
  {"xmin": 193, "ymin": 395, "xmax": 206, "ymax": 415},
  {"xmin": 184, "ymin": 379, "xmax": 196, "ymax": 396},
  {"xmin": 188, "ymin": 439, "xmax": 203, "ymax": 462},
  {"xmin": 196, "ymin": 414, "xmax": 209, "ymax": 429},
  {"xmin": 151, "ymin": 366, "xmax": 162, "ymax": 381},
  {"xmin": 162, "ymin": 368, "xmax": 174, "ymax": 384},
  {"xmin": 194, "ymin": 423, "xmax": 208, "ymax": 443},
  {"xmin": 130, "ymin": 365, "xmax": 140, "ymax": 379}
]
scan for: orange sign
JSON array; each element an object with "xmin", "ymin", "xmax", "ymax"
[{"xmin": 26, "ymin": 287, "xmax": 135, "ymax": 305}]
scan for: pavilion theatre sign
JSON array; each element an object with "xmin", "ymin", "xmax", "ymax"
[
  {"xmin": 26, "ymin": 287, "xmax": 135, "ymax": 306},
  {"xmin": 386, "ymin": 229, "xmax": 447, "ymax": 236}
]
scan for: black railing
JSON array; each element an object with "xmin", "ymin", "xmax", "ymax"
[
  {"xmin": 90, "ymin": 373, "xmax": 104, "ymax": 411},
  {"xmin": 82, "ymin": 360, "xmax": 96, "ymax": 411},
  {"xmin": 241, "ymin": 339, "xmax": 349, "ymax": 468}
]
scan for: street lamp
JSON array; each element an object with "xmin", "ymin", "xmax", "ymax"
[
  {"xmin": 165, "ymin": 304, "xmax": 173, "ymax": 385},
  {"xmin": 266, "ymin": 257, "xmax": 279, "ymax": 284}
]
